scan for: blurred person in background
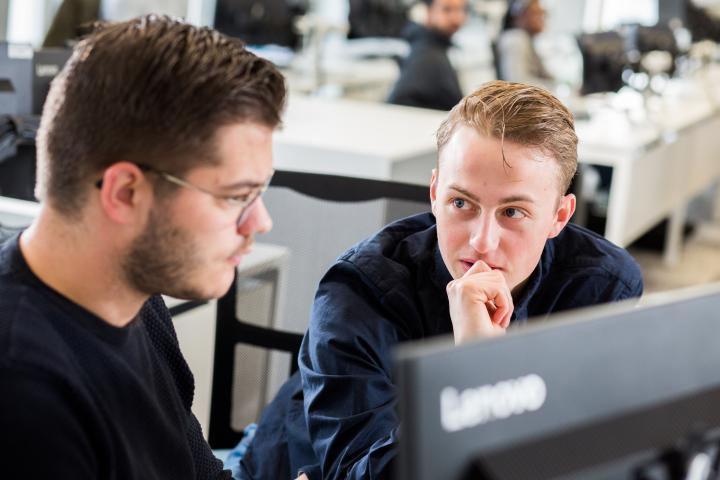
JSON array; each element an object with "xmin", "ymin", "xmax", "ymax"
[
  {"xmin": 387, "ymin": 0, "xmax": 468, "ymax": 111},
  {"xmin": 496, "ymin": 0, "xmax": 554, "ymax": 88}
]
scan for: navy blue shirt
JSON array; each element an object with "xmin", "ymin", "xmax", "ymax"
[
  {"xmin": 0, "ymin": 235, "xmax": 230, "ymax": 479},
  {"xmin": 240, "ymin": 213, "xmax": 643, "ymax": 479}
]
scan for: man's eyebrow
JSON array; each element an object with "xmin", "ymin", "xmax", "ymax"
[
  {"xmin": 449, "ymin": 185, "xmax": 536, "ymax": 205},
  {"xmin": 498, "ymin": 194, "xmax": 536, "ymax": 204},
  {"xmin": 449, "ymin": 184, "xmax": 481, "ymax": 203},
  {"xmin": 217, "ymin": 180, "xmax": 264, "ymax": 192}
]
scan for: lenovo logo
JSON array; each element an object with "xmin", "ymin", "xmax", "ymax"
[{"xmin": 440, "ymin": 374, "xmax": 547, "ymax": 433}]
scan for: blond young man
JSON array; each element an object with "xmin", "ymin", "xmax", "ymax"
[{"xmin": 241, "ymin": 81, "xmax": 643, "ymax": 479}]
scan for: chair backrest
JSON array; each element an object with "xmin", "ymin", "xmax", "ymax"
[{"xmin": 208, "ymin": 170, "xmax": 430, "ymax": 448}]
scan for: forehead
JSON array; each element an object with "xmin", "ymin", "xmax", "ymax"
[
  {"xmin": 525, "ymin": 0, "xmax": 544, "ymax": 13},
  {"xmin": 438, "ymin": 125, "xmax": 560, "ymax": 193},
  {"xmin": 187, "ymin": 122, "xmax": 274, "ymax": 186},
  {"xmin": 431, "ymin": 0, "xmax": 467, "ymax": 10}
]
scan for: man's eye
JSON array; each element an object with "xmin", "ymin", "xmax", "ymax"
[
  {"xmin": 452, "ymin": 198, "xmax": 466, "ymax": 209},
  {"xmin": 224, "ymin": 194, "xmax": 250, "ymax": 206},
  {"xmin": 504, "ymin": 207, "xmax": 526, "ymax": 219}
]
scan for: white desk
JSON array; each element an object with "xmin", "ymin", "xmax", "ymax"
[
  {"xmin": 575, "ymin": 70, "xmax": 720, "ymax": 265},
  {"xmin": 274, "ymin": 94, "xmax": 446, "ymax": 184}
]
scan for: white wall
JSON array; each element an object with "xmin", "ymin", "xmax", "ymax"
[{"xmin": 7, "ymin": 0, "xmax": 60, "ymax": 47}]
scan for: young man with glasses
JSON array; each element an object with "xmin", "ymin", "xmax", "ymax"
[{"xmin": 0, "ymin": 15, "xmax": 284, "ymax": 479}]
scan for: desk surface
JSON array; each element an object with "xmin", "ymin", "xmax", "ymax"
[
  {"xmin": 275, "ymin": 94, "xmax": 446, "ymax": 161},
  {"xmin": 575, "ymin": 71, "xmax": 720, "ymax": 165}
]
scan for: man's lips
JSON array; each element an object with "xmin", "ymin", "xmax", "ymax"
[
  {"xmin": 461, "ymin": 259, "xmax": 501, "ymax": 271},
  {"xmin": 228, "ymin": 247, "xmax": 252, "ymax": 265}
]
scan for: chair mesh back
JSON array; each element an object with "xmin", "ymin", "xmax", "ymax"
[
  {"xmin": 231, "ymin": 343, "xmax": 270, "ymax": 431},
  {"xmin": 260, "ymin": 186, "xmax": 429, "ymax": 334}
]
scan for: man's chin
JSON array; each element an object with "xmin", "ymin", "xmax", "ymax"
[{"xmin": 164, "ymin": 276, "xmax": 235, "ymax": 301}]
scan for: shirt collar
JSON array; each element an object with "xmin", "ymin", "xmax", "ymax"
[{"xmin": 431, "ymin": 241, "xmax": 453, "ymax": 294}]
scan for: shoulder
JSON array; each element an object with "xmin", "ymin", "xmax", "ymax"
[
  {"xmin": 498, "ymin": 28, "xmax": 532, "ymax": 50},
  {"xmin": 0, "ymin": 275, "xmax": 74, "ymax": 377},
  {"xmin": 547, "ymin": 223, "xmax": 643, "ymax": 294},
  {"xmin": 337, "ymin": 212, "xmax": 437, "ymax": 294},
  {"xmin": 0, "ymin": 364, "xmax": 98, "ymax": 477},
  {"xmin": 139, "ymin": 295, "xmax": 195, "ymax": 399},
  {"xmin": 310, "ymin": 213, "xmax": 439, "ymax": 339},
  {"xmin": 140, "ymin": 295, "xmax": 179, "ymax": 342}
]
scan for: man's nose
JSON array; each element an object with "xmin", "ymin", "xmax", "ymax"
[
  {"xmin": 468, "ymin": 213, "xmax": 500, "ymax": 254},
  {"xmin": 237, "ymin": 198, "xmax": 273, "ymax": 237}
]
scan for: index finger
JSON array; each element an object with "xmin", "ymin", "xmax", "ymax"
[{"xmin": 464, "ymin": 259, "xmax": 492, "ymax": 277}]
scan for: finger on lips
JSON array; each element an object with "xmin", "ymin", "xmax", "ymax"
[{"xmin": 464, "ymin": 259, "xmax": 492, "ymax": 276}]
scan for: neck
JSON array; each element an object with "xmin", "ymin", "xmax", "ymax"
[{"xmin": 20, "ymin": 208, "xmax": 147, "ymax": 327}]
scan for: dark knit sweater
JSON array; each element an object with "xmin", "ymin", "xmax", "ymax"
[{"xmin": 0, "ymin": 234, "xmax": 231, "ymax": 479}]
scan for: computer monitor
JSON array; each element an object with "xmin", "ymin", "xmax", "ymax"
[
  {"xmin": 32, "ymin": 47, "xmax": 72, "ymax": 115},
  {"xmin": 213, "ymin": 0, "xmax": 308, "ymax": 49},
  {"xmin": 577, "ymin": 31, "xmax": 627, "ymax": 94},
  {"xmin": 394, "ymin": 283, "xmax": 720, "ymax": 480},
  {"xmin": 347, "ymin": 0, "xmax": 410, "ymax": 39},
  {"xmin": 0, "ymin": 44, "xmax": 71, "ymax": 116},
  {"xmin": 658, "ymin": 0, "xmax": 686, "ymax": 26},
  {"xmin": 0, "ymin": 42, "xmax": 33, "ymax": 116}
]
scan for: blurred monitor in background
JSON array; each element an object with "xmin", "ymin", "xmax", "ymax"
[
  {"xmin": 42, "ymin": 0, "xmax": 99, "ymax": 48},
  {"xmin": 347, "ymin": 0, "xmax": 412, "ymax": 39},
  {"xmin": 32, "ymin": 48, "xmax": 73, "ymax": 115},
  {"xmin": 43, "ymin": 0, "xmax": 188, "ymax": 48},
  {"xmin": 213, "ymin": 0, "xmax": 308, "ymax": 49},
  {"xmin": 659, "ymin": 0, "xmax": 687, "ymax": 25},
  {"xmin": 576, "ymin": 31, "xmax": 627, "ymax": 94}
]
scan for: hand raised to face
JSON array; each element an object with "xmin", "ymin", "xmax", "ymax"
[{"xmin": 446, "ymin": 259, "xmax": 514, "ymax": 345}]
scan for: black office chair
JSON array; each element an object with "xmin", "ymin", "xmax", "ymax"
[{"xmin": 207, "ymin": 170, "xmax": 430, "ymax": 448}]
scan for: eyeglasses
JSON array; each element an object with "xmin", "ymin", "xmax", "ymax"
[{"xmin": 95, "ymin": 164, "xmax": 274, "ymax": 226}]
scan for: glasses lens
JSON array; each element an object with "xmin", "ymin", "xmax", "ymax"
[
  {"xmin": 236, "ymin": 171, "xmax": 273, "ymax": 226},
  {"xmin": 236, "ymin": 191, "xmax": 263, "ymax": 226}
]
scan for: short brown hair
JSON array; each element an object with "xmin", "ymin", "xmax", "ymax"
[
  {"xmin": 436, "ymin": 80, "xmax": 577, "ymax": 193},
  {"xmin": 36, "ymin": 14, "xmax": 286, "ymax": 218}
]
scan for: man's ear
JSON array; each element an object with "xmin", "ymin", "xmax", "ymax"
[
  {"xmin": 97, "ymin": 162, "xmax": 152, "ymax": 225},
  {"xmin": 547, "ymin": 193, "xmax": 576, "ymax": 239},
  {"xmin": 430, "ymin": 168, "xmax": 439, "ymax": 216}
]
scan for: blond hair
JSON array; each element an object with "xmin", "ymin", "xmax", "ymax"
[{"xmin": 436, "ymin": 80, "xmax": 577, "ymax": 193}]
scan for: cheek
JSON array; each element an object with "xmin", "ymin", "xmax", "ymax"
[
  {"xmin": 437, "ymin": 215, "xmax": 467, "ymax": 250},
  {"xmin": 504, "ymin": 227, "xmax": 548, "ymax": 269},
  {"xmin": 500, "ymin": 220, "xmax": 538, "ymax": 250}
]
